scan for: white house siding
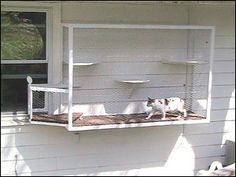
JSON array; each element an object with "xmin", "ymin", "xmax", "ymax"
[{"xmin": 1, "ymin": 2, "xmax": 235, "ymax": 176}]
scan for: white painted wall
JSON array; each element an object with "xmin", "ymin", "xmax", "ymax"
[{"xmin": 1, "ymin": 1, "xmax": 235, "ymax": 176}]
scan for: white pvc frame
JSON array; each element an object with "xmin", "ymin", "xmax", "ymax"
[
  {"xmin": 62, "ymin": 23, "xmax": 215, "ymax": 131},
  {"xmin": 27, "ymin": 78, "xmax": 69, "ymax": 122}
]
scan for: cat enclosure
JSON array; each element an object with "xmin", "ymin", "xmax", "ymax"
[{"xmin": 27, "ymin": 23, "xmax": 215, "ymax": 131}]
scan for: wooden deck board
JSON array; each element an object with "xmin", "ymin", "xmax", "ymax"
[{"xmin": 32, "ymin": 111, "xmax": 206, "ymax": 127}]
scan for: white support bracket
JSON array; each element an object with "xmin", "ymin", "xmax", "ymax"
[{"xmin": 116, "ymin": 80, "xmax": 150, "ymax": 98}]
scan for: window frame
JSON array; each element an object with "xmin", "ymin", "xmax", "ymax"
[
  {"xmin": 1, "ymin": 7, "xmax": 50, "ymax": 114},
  {"xmin": 1, "ymin": 2, "xmax": 62, "ymax": 125}
]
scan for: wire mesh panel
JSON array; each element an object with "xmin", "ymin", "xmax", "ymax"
[
  {"xmin": 187, "ymin": 29, "xmax": 211, "ymax": 117},
  {"xmin": 191, "ymin": 64, "xmax": 209, "ymax": 116},
  {"xmin": 29, "ymin": 84, "xmax": 69, "ymax": 114},
  {"xmin": 32, "ymin": 90, "xmax": 45, "ymax": 109},
  {"xmin": 184, "ymin": 63, "xmax": 209, "ymax": 116},
  {"xmin": 61, "ymin": 26, "xmax": 213, "ymax": 119}
]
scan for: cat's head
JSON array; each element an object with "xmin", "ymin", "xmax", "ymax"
[{"xmin": 147, "ymin": 97, "xmax": 156, "ymax": 107}]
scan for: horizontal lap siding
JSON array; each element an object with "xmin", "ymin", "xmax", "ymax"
[
  {"xmin": 186, "ymin": 5, "xmax": 235, "ymax": 175},
  {"xmin": 73, "ymin": 48, "xmax": 188, "ymax": 62},
  {"xmin": 184, "ymin": 121, "xmax": 235, "ymax": 135},
  {"xmin": 61, "ymin": 87, "xmax": 186, "ymax": 104},
  {"xmin": 0, "ymin": 125, "xmax": 229, "ymax": 175},
  {"xmin": 1, "ymin": 133, "xmax": 227, "ymax": 161},
  {"xmin": 210, "ymin": 109, "xmax": 235, "ymax": 121},
  {"xmin": 60, "ymin": 96, "xmax": 235, "ymax": 115},
  {"xmin": 215, "ymin": 35, "xmax": 235, "ymax": 49},
  {"xmin": 64, "ymin": 62, "xmax": 188, "ymax": 76},
  {"xmin": 1, "ymin": 157, "xmax": 225, "ymax": 176},
  {"xmin": 213, "ymin": 61, "xmax": 235, "ymax": 73},
  {"xmin": 1, "ymin": 2, "xmax": 235, "ymax": 176},
  {"xmin": 63, "ymin": 74, "xmax": 187, "ymax": 89},
  {"xmin": 212, "ymin": 73, "xmax": 235, "ymax": 85},
  {"xmin": 214, "ymin": 49, "xmax": 235, "ymax": 61},
  {"xmin": 73, "ymin": 29, "xmax": 188, "ymax": 49}
]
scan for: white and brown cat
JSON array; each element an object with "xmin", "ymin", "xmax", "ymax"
[{"xmin": 146, "ymin": 97, "xmax": 187, "ymax": 120}]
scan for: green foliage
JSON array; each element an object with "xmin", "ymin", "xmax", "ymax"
[{"xmin": 1, "ymin": 12, "xmax": 44, "ymax": 60}]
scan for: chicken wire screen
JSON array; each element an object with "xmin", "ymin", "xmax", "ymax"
[
  {"xmin": 60, "ymin": 26, "xmax": 213, "ymax": 119},
  {"xmin": 32, "ymin": 90, "xmax": 66, "ymax": 112},
  {"xmin": 184, "ymin": 63, "xmax": 209, "ymax": 116},
  {"xmin": 32, "ymin": 90, "xmax": 45, "ymax": 109}
]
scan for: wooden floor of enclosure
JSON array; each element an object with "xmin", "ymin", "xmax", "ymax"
[{"xmin": 32, "ymin": 111, "xmax": 206, "ymax": 127}]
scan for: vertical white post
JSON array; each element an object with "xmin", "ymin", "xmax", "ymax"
[
  {"xmin": 206, "ymin": 27, "xmax": 215, "ymax": 122},
  {"xmin": 68, "ymin": 26, "xmax": 74, "ymax": 129},
  {"xmin": 27, "ymin": 76, "xmax": 33, "ymax": 121},
  {"xmin": 28, "ymin": 85, "xmax": 33, "ymax": 121}
]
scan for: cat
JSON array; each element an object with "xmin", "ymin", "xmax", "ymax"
[{"xmin": 145, "ymin": 97, "xmax": 187, "ymax": 120}]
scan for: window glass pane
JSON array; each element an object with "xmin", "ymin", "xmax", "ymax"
[
  {"xmin": 1, "ymin": 64, "xmax": 47, "ymax": 75},
  {"xmin": 1, "ymin": 11, "xmax": 46, "ymax": 60},
  {"xmin": 1, "ymin": 64, "xmax": 47, "ymax": 112},
  {"xmin": 1, "ymin": 78, "xmax": 47, "ymax": 112},
  {"xmin": 1, "ymin": 10, "xmax": 48, "ymax": 114}
]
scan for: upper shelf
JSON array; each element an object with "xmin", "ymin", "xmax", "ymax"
[
  {"xmin": 63, "ymin": 60, "xmax": 97, "ymax": 66},
  {"xmin": 160, "ymin": 59, "xmax": 208, "ymax": 65}
]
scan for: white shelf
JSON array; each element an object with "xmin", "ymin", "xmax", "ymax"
[
  {"xmin": 160, "ymin": 59, "xmax": 208, "ymax": 65},
  {"xmin": 73, "ymin": 62, "xmax": 97, "ymax": 66},
  {"xmin": 116, "ymin": 80, "xmax": 150, "ymax": 84},
  {"xmin": 63, "ymin": 61, "xmax": 97, "ymax": 66},
  {"xmin": 116, "ymin": 80, "xmax": 150, "ymax": 98}
]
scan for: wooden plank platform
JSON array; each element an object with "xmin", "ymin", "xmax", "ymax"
[{"xmin": 32, "ymin": 111, "xmax": 206, "ymax": 127}]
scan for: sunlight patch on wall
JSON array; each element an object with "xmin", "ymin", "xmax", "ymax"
[
  {"xmin": 165, "ymin": 134, "xmax": 195, "ymax": 172},
  {"xmin": 196, "ymin": 99, "xmax": 207, "ymax": 110},
  {"xmin": 231, "ymin": 89, "xmax": 235, "ymax": 97}
]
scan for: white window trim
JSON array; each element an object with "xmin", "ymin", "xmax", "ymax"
[
  {"xmin": 1, "ymin": 7, "xmax": 49, "ymax": 114},
  {"xmin": 1, "ymin": 60, "xmax": 48, "ymax": 64}
]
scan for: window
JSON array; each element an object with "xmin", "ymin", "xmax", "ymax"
[{"xmin": 1, "ymin": 10, "xmax": 48, "ymax": 114}]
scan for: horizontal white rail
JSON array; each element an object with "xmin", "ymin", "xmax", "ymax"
[
  {"xmin": 66, "ymin": 119, "xmax": 209, "ymax": 131},
  {"xmin": 1, "ymin": 60, "xmax": 48, "ymax": 64},
  {"xmin": 62, "ymin": 23, "xmax": 215, "ymax": 30},
  {"xmin": 31, "ymin": 86, "xmax": 69, "ymax": 93}
]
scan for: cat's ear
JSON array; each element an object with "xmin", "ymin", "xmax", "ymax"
[
  {"xmin": 164, "ymin": 98, "xmax": 169, "ymax": 105},
  {"xmin": 148, "ymin": 97, "xmax": 152, "ymax": 100}
]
